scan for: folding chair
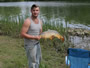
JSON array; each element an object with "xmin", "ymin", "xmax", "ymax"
[
  {"xmin": 88, "ymin": 48, "xmax": 90, "ymax": 68},
  {"xmin": 66, "ymin": 48, "xmax": 90, "ymax": 68}
]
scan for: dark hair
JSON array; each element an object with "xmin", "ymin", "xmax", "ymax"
[{"xmin": 31, "ymin": 4, "xmax": 39, "ymax": 10}]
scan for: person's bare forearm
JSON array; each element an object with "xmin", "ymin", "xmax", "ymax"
[{"xmin": 21, "ymin": 33, "xmax": 41, "ymax": 40}]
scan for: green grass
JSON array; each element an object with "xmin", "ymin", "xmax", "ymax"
[
  {"xmin": 0, "ymin": 20, "xmax": 23, "ymax": 38},
  {"xmin": 0, "ymin": 15, "xmax": 70, "ymax": 68},
  {"xmin": 0, "ymin": 35, "xmax": 68, "ymax": 68},
  {"xmin": 0, "ymin": 36, "xmax": 27, "ymax": 68}
]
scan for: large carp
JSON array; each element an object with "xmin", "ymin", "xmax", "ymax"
[{"xmin": 40, "ymin": 30, "xmax": 64, "ymax": 42}]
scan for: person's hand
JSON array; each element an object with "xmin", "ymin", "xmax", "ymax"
[{"xmin": 34, "ymin": 35, "xmax": 41, "ymax": 40}]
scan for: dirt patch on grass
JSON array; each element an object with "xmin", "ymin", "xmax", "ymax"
[{"xmin": 0, "ymin": 62, "xmax": 3, "ymax": 68}]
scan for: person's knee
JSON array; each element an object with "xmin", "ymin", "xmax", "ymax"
[{"xmin": 31, "ymin": 56, "xmax": 37, "ymax": 63}]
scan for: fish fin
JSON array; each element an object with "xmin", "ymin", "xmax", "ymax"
[
  {"xmin": 50, "ymin": 35, "xmax": 54, "ymax": 40},
  {"xmin": 50, "ymin": 37, "xmax": 53, "ymax": 40}
]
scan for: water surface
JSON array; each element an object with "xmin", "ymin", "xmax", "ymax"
[{"xmin": 0, "ymin": 2, "xmax": 90, "ymax": 29}]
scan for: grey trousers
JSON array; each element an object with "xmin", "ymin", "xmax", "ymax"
[{"xmin": 24, "ymin": 42, "xmax": 42, "ymax": 68}]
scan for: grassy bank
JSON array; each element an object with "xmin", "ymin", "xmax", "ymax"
[
  {"xmin": 0, "ymin": 36, "xmax": 27, "ymax": 68},
  {"xmin": 0, "ymin": 15, "xmax": 70, "ymax": 52},
  {"xmin": 0, "ymin": 15, "xmax": 70, "ymax": 68},
  {"xmin": 0, "ymin": 35, "xmax": 68, "ymax": 68},
  {"xmin": 0, "ymin": 21, "xmax": 69, "ymax": 68}
]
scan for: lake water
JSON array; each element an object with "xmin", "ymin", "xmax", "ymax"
[
  {"xmin": 0, "ymin": 2, "xmax": 90, "ymax": 29},
  {"xmin": 0, "ymin": 2, "xmax": 90, "ymax": 49}
]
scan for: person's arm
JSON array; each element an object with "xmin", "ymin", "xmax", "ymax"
[
  {"xmin": 40, "ymin": 20, "xmax": 43, "ymax": 34},
  {"xmin": 20, "ymin": 18, "xmax": 40, "ymax": 40}
]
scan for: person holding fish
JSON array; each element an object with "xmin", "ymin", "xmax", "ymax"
[
  {"xmin": 20, "ymin": 4, "xmax": 42, "ymax": 68},
  {"xmin": 20, "ymin": 4, "xmax": 64, "ymax": 68}
]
